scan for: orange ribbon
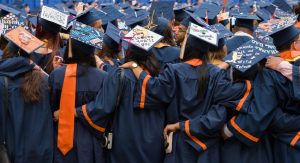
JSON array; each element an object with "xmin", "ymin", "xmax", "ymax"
[
  {"xmin": 205, "ymin": 10, "xmax": 209, "ymax": 24},
  {"xmin": 57, "ymin": 64, "xmax": 77, "ymax": 155},
  {"xmin": 278, "ymin": 51, "xmax": 300, "ymax": 62},
  {"xmin": 295, "ymin": 22, "xmax": 300, "ymax": 28}
]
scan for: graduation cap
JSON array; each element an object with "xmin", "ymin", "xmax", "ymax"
[
  {"xmin": 40, "ymin": 5, "xmax": 69, "ymax": 28},
  {"xmin": 124, "ymin": 10, "xmax": 149, "ymax": 27},
  {"xmin": 224, "ymin": 36, "xmax": 278, "ymax": 72},
  {"xmin": 70, "ymin": 21, "xmax": 104, "ymax": 49},
  {"xmin": 188, "ymin": 22, "xmax": 218, "ymax": 46},
  {"xmin": 273, "ymin": 7, "xmax": 293, "ymax": 18},
  {"xmin": 122, "ymin": 25, "xmax": 163, "ymax": 51},
  {"xmin": 184, "ymin": 11, "xmax": 209, "ymax": 27},
  {"xmin": 272, "ymin": 0, "xmax": 293, "ymax": 13},
  {"xmin": 0, "ymin": 13, "xmax": 28, "ymax": 35},
  {"xmin": 174, "ymin": 4, "xmax": 189, "ymax": 22},
  {"xmin": 207, "ymin": 23, "xmax": 233, "ymax": 50},
  {"xmin": 255, "ymin": 15, "xmax": 298, "ymax": 37},
  {"xmin": 231, "ymin": 12, "xmax": 260, "ymax": 31},
  {"xmin": 54, "ymin": 3, "xmax": 77, "ymax": 16},
  {"xmin": 255, "ymin": 8, "xmax": 272, "ymax": 21},
  {"xmin": 194, "ymin": 2, "xmax": 222, "ymax": 25},
  {"xmin": 0, "ymin": 4, "xmax": 21, "ymax": 17},
  {"xmin": 123, "ymin": 7, "xmax": 135, "ymax": 15},
  {"xmin": 101, "ymin": 5, "xmax": 125, "ymax": 21},
  {"xmin": 75, "ymin": 7, "xmax": 101, "ymax": 25},
  {"xmin": 4, "ymin": 26, "xmax": 44, "ymax": 54},
  {"xmin": 149, "ymin": 1, "xmax": 175, "ymax": 21},
  {"xmin": 104, "ymin": 22, "xmax": 125, "ymax": 53}
]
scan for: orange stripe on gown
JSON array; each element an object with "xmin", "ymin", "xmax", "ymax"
[{"xmin": 57, "ymin": 64, "xmax": 77, "ymax": 155}]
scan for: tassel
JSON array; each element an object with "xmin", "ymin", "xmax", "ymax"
[
  {"xmin": 205, "ymin": 10, "xmax": 209, "ymax": 24},
  {"xmin": 68, "ymin": 38, "xmax": 72, "ymax": 58}
]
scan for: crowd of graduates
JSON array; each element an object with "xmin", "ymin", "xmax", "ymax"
[{"xmin": 1, "ymin": 0, "xmax": 300, "ymax": 163}]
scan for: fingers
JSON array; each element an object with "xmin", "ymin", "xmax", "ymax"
[{"xmin": 119, "ymin": 61, "xmax": 135, "ymax": 68}]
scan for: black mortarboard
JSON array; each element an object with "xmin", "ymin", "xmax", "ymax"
[
  {"xmin": 125, "ymin": 10, "xmax": 149, "ymax": 27},
  {"xmin": 231, "ymin": 12, "xmax": 260, "ymax": 31},
  {"xmin": 101, "ymin": 5, "xmax": 125, "ymax": 21},
  {"xmin": 272, "ymin": 0, "xmax": 293, "ymax": 13}
]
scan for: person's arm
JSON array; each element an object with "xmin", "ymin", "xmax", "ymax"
[{"xmin": 266, "ymin": 56, "xmax": 292, "ymax": 81}]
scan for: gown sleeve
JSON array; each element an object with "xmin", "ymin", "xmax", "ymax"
[{"xmin": 75, "ymin": 68, "xmax": 122, "ymax": 137}]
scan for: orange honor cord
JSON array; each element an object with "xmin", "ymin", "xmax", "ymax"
[
  {"xmin": 57, "ymin": 64, "xmax": 77, "ymax": 155},
  {"xmin": 185, "ymin": 59, "xmax": 203, "ymax": 66},
  {"xmin": 205, "ymin": 10, "xmax": 209, "ymax": 24}
]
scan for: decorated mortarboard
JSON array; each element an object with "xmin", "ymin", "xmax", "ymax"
[
  {"xmin": 185, "ymin": 10, "xmax": 209, "ymax": 27},
  {"xmin": 0, "ymin": 13, "xmax": 28, "ymax": 35},
  {"xmin": 188, "ymin": 22, "xmax": 218, "ymax": 46},
  {"xmin": 149, "ymin": 1, "xmax": 175, "ymax": 21},
  {"xmin": 224, "ymin": 36, "xmax": 278, "ymax": 72},
  {"xmin": 125, "ymin": 10, "xmax": 149, "ymax": 26},
  {"xmin": 254, "ymin": 15, "xmax": 298, "ymax": 37},
  {"xmin": 122, "ymin": 25, "xmax": 163, "ymax": 51},
  {"xmin": 0, "ymin": 4, "xmax": 21, "ymax": 16},
  {"xmin": 207, "ymin": 23, "xmax": 233, "ymax": 39},
  {"xmin": 70, "ymin": 21, "xmax": 104, "ymax": 49},
  {"xmin": 273, "ymin": 7, "xmax": 293, "ymax": 18},
  {"xmin": 272, "ymin": 0, "xmax": 293, "ymax": 13},
  {"xmin": 101, "ymin": 5, "xmax": 125, "ymax": 21},
  {"xmin": 4, "ymin": 26, "xmax": 44, "ymax": 54},
  {"xmin": 40, "ymin": 5, "xmax": 69, "ymax": 28},
  {"xmin": 194, "ymin": 2, "xmax": 221, "ymax": 24}
]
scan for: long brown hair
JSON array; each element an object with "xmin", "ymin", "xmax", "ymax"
[
  {"xmin": 2, "ymin": 46, "xmax": 44, "ymax": 103},
  {"xmin": 35, "ymin": 23, "xmax": 61, "ymax": 73}
]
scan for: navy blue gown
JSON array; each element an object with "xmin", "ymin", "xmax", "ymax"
[
  {"xmin": 49, "ymin": 64, "xmax": 107, "ymax": 163},
  {"xmin": 0, "ymin": 57, "xmax": 53, "ymax": 163},
  {"xmin": 152, "ymin": 46, "xmax": 180, "ymax": 71},
  {"xmin": 132, "ymin": 62, "xmax": 250, "ymax": 163}
]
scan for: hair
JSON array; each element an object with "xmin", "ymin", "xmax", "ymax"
[
  {"xmin": 294, "ymin": 3, "xmax": 300, "ymax": 21},
  {"xmin": 209, "ymin": 46, "xmax": 227, "ymax": 63},
  {"xmin": 35, "ymin": 21, "xmax": 62, "ymax": 73},
  {"xmin": 183, "ymin": 36, "xmax": 210, "ymax": 99},
  {"xmin": 0, "ymin": 37, "xmax": 8, "ymax": 50},
  {"xmin": 63, "ymin": 39, "xmax": 96, "ymax": 67},
  {"xmin": 277, "ymin": 35, "xmax": 299, "ymax": 52},
  {"xmin": 96, "ymin": 42, "xmax": 119, "ymax": 60},
  {"xmin": 125, "ymin": 45, "xmax": 160, "ymax": 76},
  {"xmin": 2, "ymin": 46, "xmax": 44, "ymax": 103},
  {"xmin": 160, "ymin": 24, "xmax": 177, "ymax": 46}
]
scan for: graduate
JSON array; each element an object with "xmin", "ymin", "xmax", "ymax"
[
  {"xmin": 32, "ymin": 6, "xmax": 64, "ymax": 73},
  {"xmin": 152, "ymin": 17, "xmax": 180, "ymax": 70},
  {"xmin": 0, "ymin": 27, "xmax": 53, "ymax": 163},
  {"xmin": 221, "ymin": 18, "xmax": 300, "ymax": 163},
  {"xmin": 122, "ymin": 23, "xmax": 251, "ymax": 163},
  {"xmin": 50, "ymin": 21, "xmax": 107, "ymax": 163},
  {"xmin": 226, "ymin": 12, "xmax": 260, "ymax": 54},
  {"xmin": 76, "ymin": 26, "xmax": 165, "ymax": 163}
]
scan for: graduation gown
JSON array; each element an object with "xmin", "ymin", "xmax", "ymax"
[
  {"xmin": 100, "ymin": 58, "xmax": 121, "ymax": 72},
  {"xmin": 132, "ymin": 60, "xmax": 250, "ymax": 163},
  {"xmin": 225, "ymin": 68, "xmax": 300, "ymax": 163},
  {"xmin": 77, "ymin": 67, "xmax": 166, "ymax": 163},
  {"xmin": 49, "ymin": 64, "xmax": 107, "ymax": 163},
  {"xmin": 0, "ymin": 57, "xmax": 53, "ymax": 163}
]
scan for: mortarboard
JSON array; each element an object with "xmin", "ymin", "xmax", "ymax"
[
  {"xmin": 174, "ymin": 4, "xmax": 189, "ymax": 22},
  {"xmin": 231, "ymin": 12, "xmax": 260, "ymax": 31},
  {"xmin": 224, "ymin": 36, "xmax": 278, "ymax": 72},
  {"xmin": 153, "ymin": 17, "xmax": 170, "ymax": 35},
  {"xmin": 184, "ymin": 10, "xmax": 209, "ymax": 27},
  {"xmin": 0, "ymin": 4, "xmax": 21, "ymax": 17},
  {"xmin": 101, "ymin": 5, "xmax": 125, "ymax": 21},
  {"xmin": 70, "ymin": 21, "xmax": 104, "ymax": 49},
  {"xmin": 104, "ymin": 22, "xmax": 124, "ymax": 53},
  {"xmin": 118, "ymin": 2, "xmax": 131, "ymax": 9},
  {"xmin": 207, "ymin": 23, "xmax": 233, "ymax": 49},
  {"xmin": 188, "ymin": 22, "xmax": 218, "ymax": 46},
  {"xmin": 194, "ymin": 2, "xmax": 221, "ymax": 25},
  {"xmin": 255, "ymin": 8, "xmax": 272, "ymax": 21},
  {"xmin": 149, "ymin": 1, "xmax": 175, "ymax": 21},
  {"xmin": 4, "ymin": 26, "xmax": 44, "ymax": 54},
  {"xmin": 0, "ymin": 13, "xmax": 28, "ymax": 35},
  {"xmin": 40, "ymin": 5, "xmax": 69, "ymax": 28},
  {"xmin": 76, "ymin": 7, "xmax": 103, "ymax": 25},
  {"xmin": 124, "ymin": 10, "xmax": 149, "ymax": 27},
  {"xmin": 272, "ymin": 0, "xmax": 293, "ymax": 13},
  {"xmin": 123, "ymin": 7, "xmax": 135, "ymax": 15},
  {"xmin": 122, "ymin": 25, "xmax": 163, "ymax": 51}
]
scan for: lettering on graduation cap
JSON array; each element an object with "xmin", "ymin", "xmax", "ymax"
[
  {"xmin": 41, "ymin": 6, "xmax": 68, "ymax": 28},
  {"xmin": 189, "ymin": 23, "xmax": 218, "ymax": 46},
  {"xmin": 225, "ymin": 38, "xmax": 278, "ymax": 72},
  {"xmin": 0, "ymin": 13, "xmax": 27, "ymax": 35},
  {"xmin": 123, "ymin": 25, "xmax": 163, "ymax": 51}
]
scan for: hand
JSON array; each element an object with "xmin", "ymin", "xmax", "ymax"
[
  {"xmin": 218, "ymin": 62, "xmax": 230, "ymax": 70},
  {"xmin": 53, "ymin": 110, "xmax": 59, "ymax": 122},
  {"xmin": 266, "ymin": 56, "xmax": 284, "ymax": 70},
  {"xmin": 95, "ymin": 55, "xmax": 104, "ymax": 68},
  {"xmin": 163, "ymin": 122, "xmax": 180, "ymax": 140},
  {"xmin": 53, "ymin": 56, "xmax": 64, "ymax": 70},
  {"xmin": 119, "ymin": 61, "xmax": 136, "ymax": 69}
]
